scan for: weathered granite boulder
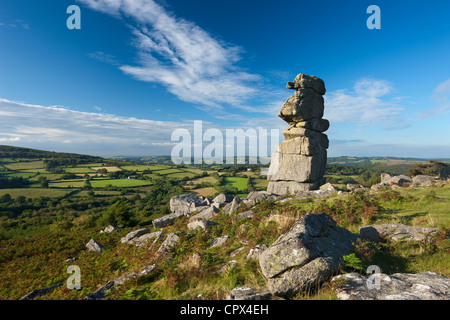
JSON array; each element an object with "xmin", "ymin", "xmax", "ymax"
[
  {"xmin": 187, "ymin": 220, "xmax": 219, "ymax": 230},
  {"xmin": 278, "ymin": 91, "xmax": 324, "ymax": 124},
  {"xmin": 245, "ymin": 191, "xmax": 283, "ymax": 205},
  {"xmin": 267, "ymin": 73, "xmax": 329, "ymax": 194},
  {"xmin": 86, "ymin": 239, "xmax": 104, "ymax": 254},
  {"xmin": 227, "ymin": 286, "xmax": 272, "ymax": 300},
  {"xmin": 380, "ymin": 173, "xmax": 411, "ymax": 185},
  {"xmin": 411, "ymin": 175, "xmax": 438, "ymax": 187},
  {"xmin": 236, "ymin": 210, "xmax": 254, "ymax": 221},
  {"xmin": 120, "ymin": 228, "xmax": 150, "ymax": 244},
  {"xmin": 100, "ymin": 225, "xmax": 119, "ymax": 233},
  {"xmin": 189, "ymin": 206, "xmax": 219, "ymax": 222},
  {"xmin": 170, "ymin": 194, "xmax": 207, "ymax": 214},
  {"xmin": 223, "ymin": 197, "xmax": 242, "ymax": 214},
  {"xmin": 332, "ymin": 272, "xmax": 450, "ymax": 300},
  {"xmin": 286, "ymin": 73, "xmax": 326, "ymax": 95},
  {"xmin": 212, "ymin": 193, "xmax": 234, "ymax": 205},
  {"xmin": 359, "ymin": 224, "xmax": 438, "ymax": 242},
  {"xmin": 152, "ymin": 212, "xmax": 186, "ymax": 229},
  {"xmin": 259, "ymin": 212, "xmax": 357, "ymax": 297},
  {"xmin": 246, "ymin": 244, "xmax": 268, "ymax": 260},
  {"xmin": 209, "ymin": 235, "xmax": 230, "ymax": 248},
  {"xmin": 440, "ymin": 166, "xmax": 450, "ymax": 180},
  {"xmin": 130, "ymin": 230, "xmax": 163, "ymax": 248},
  {"xmin": 157, "ymin": 232, "xmax": 180, "ymax": 254}
]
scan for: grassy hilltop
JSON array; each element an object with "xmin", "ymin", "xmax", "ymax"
[{"xmin": 0, "ymin": 145, "xmax": 449, "ymax": 300}]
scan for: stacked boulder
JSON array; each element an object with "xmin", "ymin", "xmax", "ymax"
[{"xmin": 267, "ymin": 73, "xmax": 329, "ymax": 194}]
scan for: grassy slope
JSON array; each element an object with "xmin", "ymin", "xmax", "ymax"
[{"xmin": 1, "ymin": 182, "xmax": 448, "ymax": 300}]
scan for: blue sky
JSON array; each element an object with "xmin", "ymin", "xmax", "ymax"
[{"xmin": 0, "ymin": 0, "xmax": 449, "ymax": 158}]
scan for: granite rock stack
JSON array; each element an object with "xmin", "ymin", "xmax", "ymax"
[{"xmin": 267, "ymin": 74, "xmax": 329, "ymax": 194}]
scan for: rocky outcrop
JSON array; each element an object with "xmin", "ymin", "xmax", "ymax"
[
  {"xmin": 169, "ymin": 194, "xmax": 208, "ymax": 214},
  {"xmin": 127, "ymin": 230, "xmax": 163, "ymax": 248},
  {"xmin": 227, "ymin": 286, "xmax": 272, "ymax": 300},
  {"xmin": 152, "ymin": 212, "xmax": 186, "ymax": 229},
  {"xmin": 189, "ymin": 206, "xmax": 219, "ymax": 222},
  {"xmin": 187, "ymin": 220, "xmax": 218, "ymax": 230},
  {"xmin": 411, "ymin": 175, "xmax": 439, "ymax": 187},
  {"xmin": 259, "ymin": 212, "xmax": 357, "ymax": 297},
  {"xmin": 440, "ymin": 166, "xmax": 450, "ymax": 180},
  {"xmin": 267, "ymin": 74, "xmax": 329, "ymax": 195},
  {"xmin": 100, "ymin": 225, "xmax": 119, "ymax": 233},
  {"xmin": 359, "ymin": 224, "xmax": 438, "ymax": 242},
  {"xmin": 222, "ymin": 196, "xmax": 242, "ymax": 214},
  {"xmin": 332, "ymin": 271, "xmax": 450, "ymax": 300},
  {"xmin": 120, "ymin": 228, "xmax": 150, "ymax": 244},
  {"xmin": 86, "ymin": 239, "xmax": 104, "ymax": 253},
  {"xmin": 19, "ymin": 283, "xmax": 63, "ymax": 300},
  {"xmin": 83, "ymin": 264, "xmax": 156, "ymax": 300}
]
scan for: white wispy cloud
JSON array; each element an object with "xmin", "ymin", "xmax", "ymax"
[
  {"xmin": 0, "ymin": 98, "xmax": 196, "ymax": 155},
  {"xmin": 324, "ymin": 78, "xmax": 405, "ymax": 129},
  {"xmin": 79, "ymin": 0, "xmax": 263, "ymax": 111},
  {"xmin": 419, "ymin": 78, "xmax": 450, "ymax": 119}
]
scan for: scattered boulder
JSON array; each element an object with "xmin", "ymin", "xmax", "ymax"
[
  {"xmin": 86, "ymin": 239, "xmax": 104, "ymax": 254},
  {"xmin": 212, "ymin": 193, "xmax": 234, "ymax": 206},
  {"xmin": 440, "ymin": 166, "xmax": 450, "ymax": 180},
  {"xmin": 170, "ymin": 194, "xmax": 208, "ymax": 214},
  {"xmin": 246, "ymin": 244, "xmax": 268, "ymax": 260},
  {"xmin": 223, "ymin": 197, "xmax": 242, "ymax": 214},
  {"xmin": 359, "ymin": 224, "xmax": 438, "ymax": 242},
  {"xmin": 244, "ymin": 191, "xmax": 283, "ymax": 205},
  {"xmin": 187, "ymin": 220, "xmax": 219, "ymax": 231},
  {"xmin": 131, "ymin": 230, "xmax": 163, "ymax": 248},
  {"xmin": 259, "ymin": 212, "xmax": 357, "ymax": 297},
  {"xmin": 100, "ymin": 225, "xmax": 119, "ymax": 233},
  {"xmin": 296, "ymin": 182, "xmax": 338, "ymax": 198},
  {"xmin": 236, "ymin": 210, "xmax": 254, "ymax": 221},
  {"xmin": 219, "ymin": 260, "xmax": 238, "ymax": 273},
  {"xmin": 411, "ymin": 175, "xmax": 438, "ymax": 187},
  {"xmin": 152, "ymin": 212, "xmax": 186, "ymax": 229},
  {"xmin": 229, "ymin": 246, "xmax": 246, "ymax": 257},
  {"xmin": 209, "ymin": 235, "xmax": 230, "ymax": 248},
  {"xmin": 228, "ymin": 286, "xmax": 272, "ymax": 300},
  {"xmin": 157, "ymin": 232, "xmax": 180, "ymax": 254},
  {"xmin": 332, "ymin": 271, "xmax": 450, "ymax": 300},
  {"xmin": 120, "ymin": 228, "xmax": 150, "ymax": 244},
  {"xmin": 20, "ymin": 283, "xmax": 63, "ymax": 300},
  {"xmin": 347, "ymin": 183, "xmax": 362, "ymax": 191},
  {"xmin": 189, "ymin": 206, "xmax": 219, "ymax": 222},
  {"xmin": 83, "ymin": 264, "xmax": 156, "ymax": 300}
]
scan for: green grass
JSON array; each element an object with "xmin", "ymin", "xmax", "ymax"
[
  {"xmin": 90, "ymin": 179, "xmax": 153, "ymax": 188},
  {"xmin": 0, "ymin": 188, "xmax": 71, "ymax": 198},
  {"xmin": 49, "ymin": 180, "xmax": 85, "ymax": 188},
  {"xmin": 253, "ymin": 178, "xmax": 269, "ymax": 189},
  {"xmin": 64, "ymin": 167, "xmax": 97, "ymax": 174},
  {"xmin": 223, "ymin": 177, "xmax": 248, "ymax": 191},
  {"xmin": 155, "ymin": 168, "xmax": 184, "ymax": 175},
  {"xmin": 120, "ymin": 165, "xmax": 170, "ymax": 171},
  {"xmin": 166, "ymin": 171, "xmax": 198, "ymax": 179},
  {"xmin": 3, "ymin": 160, "xmax": 45, "ymax": 171}
]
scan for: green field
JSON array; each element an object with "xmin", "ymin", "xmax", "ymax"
[
  {"xmin": 120, "ymin": 165, "xmax": 170, "ymax": 171},
  {"xmin": 223, "ymin": 176, "xmax": 248, "ymax": 191},
  {"xmin": 0, "ymin": 188, "xmax": 70, "ymax": 198},
  {"xmin": 49, "ymin": 180, "xmax": 85, "ymax": 188},
  {"xmin": 90, "ymin": 179, "xmax": 153, "ymax": 188},
  {"xmin": 64, "ymin": 167, "xmax": 97, "ymax": 174},
  {"xmin": 3, "ymin": 160, "xmax": 45, "ymax": 171}
]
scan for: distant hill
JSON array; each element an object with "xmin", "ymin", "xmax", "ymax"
[{"xmin": 0, "ymin": 145, "xmax": 103, "ymax": 163}]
